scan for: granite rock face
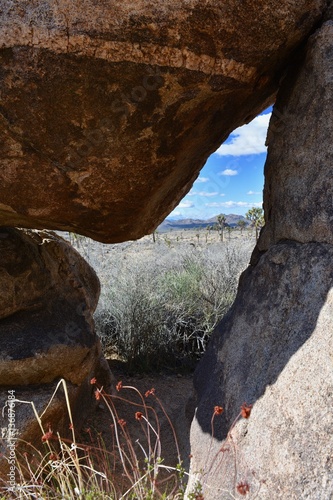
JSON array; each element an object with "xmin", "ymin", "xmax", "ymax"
[
  {"xmin": 0, "ymin": 0, "xmax": 327, "ymax": 242},
  {"xmin": 260, "ymin": 16, "xmax": 333, "ymax": 250},
  {"xmin": 188, "ymin": 11, "xmax": 333, "ymax": 499},
  {"xmin": 189, "ymin": 243, "xmax": 333, "ymax": 498}
]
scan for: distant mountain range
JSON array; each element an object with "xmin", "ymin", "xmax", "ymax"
[{"xmin": 157, "ymin": 214, "xmax": 249, "ymax": 232}]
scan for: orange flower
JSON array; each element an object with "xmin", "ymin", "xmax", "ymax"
[
  {"xmin": 145, "ymin": 388, "xmax": 155, "ymax": 398},
  {"xmin": 240, "ymin": 403, "xmax": 252, "ymax": 419},
  {"xmin": 116, "ymin": 381, "xmax": 123, "ymax": 392},
  {"xmin": 135, "ymin": 411, "xmax": 143, "ymax": 421},
  {"xmin": 214, "ymin": 405, "xmax": 224, "ymax": 416},
  {"xmin": 237, "ymin": 482, "xmax": 250, "ymax": 495},
  {"xmin": 90, "ymin": 377, "xmax": 97, "ymax": 385},
  {"xmin": 94, "ymin": 389, "xmax": 101, "ymax": 401}
]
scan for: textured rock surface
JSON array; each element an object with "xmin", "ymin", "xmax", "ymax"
[
  {"xmin": 260, "ymin": 15, "xmax": 333, "ymax": 250},
  {"xmin": 0, "ymin": 228, "xmax": 100, "ymax": 385},
  {"xmin": 0, "ymin": 228, "xmax": 113, "ymax": 480},
  {"xmin": 0, "ymin": 0, "xmax": 327, "ymax": 242},
  {"xmin": 188, "ymin": 13, "xmax": 333, "ymax": 499},
  {"xmin": 189, "ymin": 243, "xmax": 333, "ymax": 499}
]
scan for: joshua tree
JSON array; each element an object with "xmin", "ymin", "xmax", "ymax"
[
  {"xmin": 217, "ymin": 214, "xmax": 226, "ymax": 242},
  {"xmin": 237, "ymin": 219, "xmax": 247, "ymax": 236},
  {"xmin": 245, "ymin": 207, "xmax": 264, "ymax": 241},
  {"xmin": 205, "ymin": 225, "xmax": 212, "ymax": 243}
]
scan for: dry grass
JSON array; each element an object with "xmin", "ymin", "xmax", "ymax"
[{"xmin": 1, "ymin": 378, "xmax": 259, "ymax": 499}]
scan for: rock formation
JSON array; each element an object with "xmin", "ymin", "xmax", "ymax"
[
  {"xmin": 0, "ymin": 0, "xmax": 332, "ymax": 496},
  {"xmin": 188, "ymin": 9, "xmax": 333, "ymax": 498},
  {"xmin": 0, "ymin": 229, "xmax": 110, "ymax": 477},
  {"xmin": 0, "ymin": 0, "xmax": 326, "ymax": 242}
]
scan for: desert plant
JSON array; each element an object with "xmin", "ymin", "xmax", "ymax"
[
  {"xmin": 236, "ymin": 219, "xmax": 247, "ymax": 236},
  {"xmin": 0, "ymin": 379, "xmax": 187, "ymax": 500},
  {"xmin": 1, "ymin": 379, "xmax": 263, "ymax": 500},
  {"xmin": 93, "ymin": 240, "xmax": 252, "ymax": 372},
  {"xmin": 217, "ymin": 214, "xmax": 226, "ymax": 242},
  {"xmin": 245, "ymin": 207, "xmax": 264, "ymax": 242},
  {"xmin": 64, "ymin": 232, "xmax": 253, "ymax": 372}
]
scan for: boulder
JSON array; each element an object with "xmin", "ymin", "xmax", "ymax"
[
  {"xmin": 188, "ymin": 12, "xmax": 333, "ymax": 499},
  {"xmin": 189, "ymin": 243, "xmax": 333, "ymax": 498},
  {"xmin": 260, "ymin": 12, "xmax": 333, "ymax": 250},
  {"xmin": 0, "ymin": 228, "xmax": 100, "ymax": 385},
  {"xmin": 0, "ymin": 228, "xmax": 112, "ymax": 480},
  {"xmin": 0, "ymin": 0, "xmax": 327, "ymax": 242}
]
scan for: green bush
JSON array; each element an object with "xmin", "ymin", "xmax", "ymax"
[{"xmin": 88, "ymin": 239, "xmax": 253, "ymax": 372}]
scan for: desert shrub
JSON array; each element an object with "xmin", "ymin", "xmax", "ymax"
[
  {"xmin": 64, "ymin": 233, "xmax": 253, "ymax": 371},
  {"xmin": 87, "ymin": 238, "xmax": 254, "ymax": 372}
]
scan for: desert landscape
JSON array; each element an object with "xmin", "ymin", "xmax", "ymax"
[{"xmin": 1, "ymin": 0, "xmax": 333, "ymax": 498}]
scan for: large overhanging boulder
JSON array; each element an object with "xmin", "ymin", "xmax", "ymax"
[{"xmin": 0, "ymin": 0, "xmax": 327, "ymax": 242}]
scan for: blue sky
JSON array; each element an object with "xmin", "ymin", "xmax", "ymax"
[{"xmin": 169, "ymin": 107, "xmax": 272, "ymax": 220}]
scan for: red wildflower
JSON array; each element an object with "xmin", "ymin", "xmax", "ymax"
[
  {"xmin": 240, "ymin": 403, "xmax": 252, "ymax": 419},
  {"xmin": 237, "ymin": 482, "xmax": 250, "ymax": 495},
  {"xmin": 49, "ymin": 453, "xmax": 58, "ymax": 461},
  {"xmin": 118, "ymin": 419, "xmax": 127, "ymax": 427},
  {"xmin": 94, "ymin": 389, "xmax": 101, "ymax": 401},
  {"xmin": 42, "ymin": 429, "xmax": 55, "ymax": 442},
  {"xmin": 135, "ymin": 411, "xmax": 143, "ymax": 421},
  {"xmin": 90, "ymin": 377, "xmax": 97, "ymax": 385},
  {"xmin": 116, "ymin": 381, "xmax": 123, "ymax": 392},
  {"xmin": 145, "ymin": 388, "xmax": 156, "ymax": 398},
  {"xmin": 214, "ymin": 406, "xmax": 224, "ymax": 416}
]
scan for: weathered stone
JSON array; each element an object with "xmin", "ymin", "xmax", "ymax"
[
  {"xmin": 188, "ymin": 12, "xmax": 333, "ymax": 499},
  {"xmin": 0, "ymin": 228, "xmax": 100, "ymax": 385},
  {"xmin": 260, "ymin": 16, "xmax": 333, "ymax": 250},
  {"xmin": 0, "ymin": 228, "xmax": 114, "ymax": 481},
  {"xmin": 189, "ymin": 243, "xmax": 333, "ymax": 499},
  {"xmin": 0, "ymin": 0, "xmax": 327, "ymax": 242}
]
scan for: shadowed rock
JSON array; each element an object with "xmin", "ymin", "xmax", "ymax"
[
  {"xmin": 0, "ymin": 228, "xmax": 100, "ymax": 385},
  {"xmin": 0, "ymin": 0, "xmax": 326, "ymax": 242},
  {"xmin": 0, "ymin": 229, "xmax": 112, "ymax": 480}
]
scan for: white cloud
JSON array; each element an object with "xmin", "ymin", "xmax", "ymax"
[
  {"xmin": 196, "ymin": 177, "xmax": 209, "ymax": 183},
  {"xmin": 205, "ymin": 201, "xmax": 262, "ymax": 208},
  {"xmin": 178, "ymin": 200, "xmax": 194, "ymax": 209},
  {"xmin": 215, "ymin": 113, "xmax": 271, "ymax": 156},
  {"xmin": 219, "ymin": 169, "xmax": 238, "ymax": 176},
  {"xmin": 188, "ymin": 191, "xmax": 219, "ymax": 197},
  {"xmin": 247, "ymin": 190, "xmax": 261, "ymax": 195},
  {"xmin": 220, "ymin": 193, "xmax": 225, "ymax": 197}
]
